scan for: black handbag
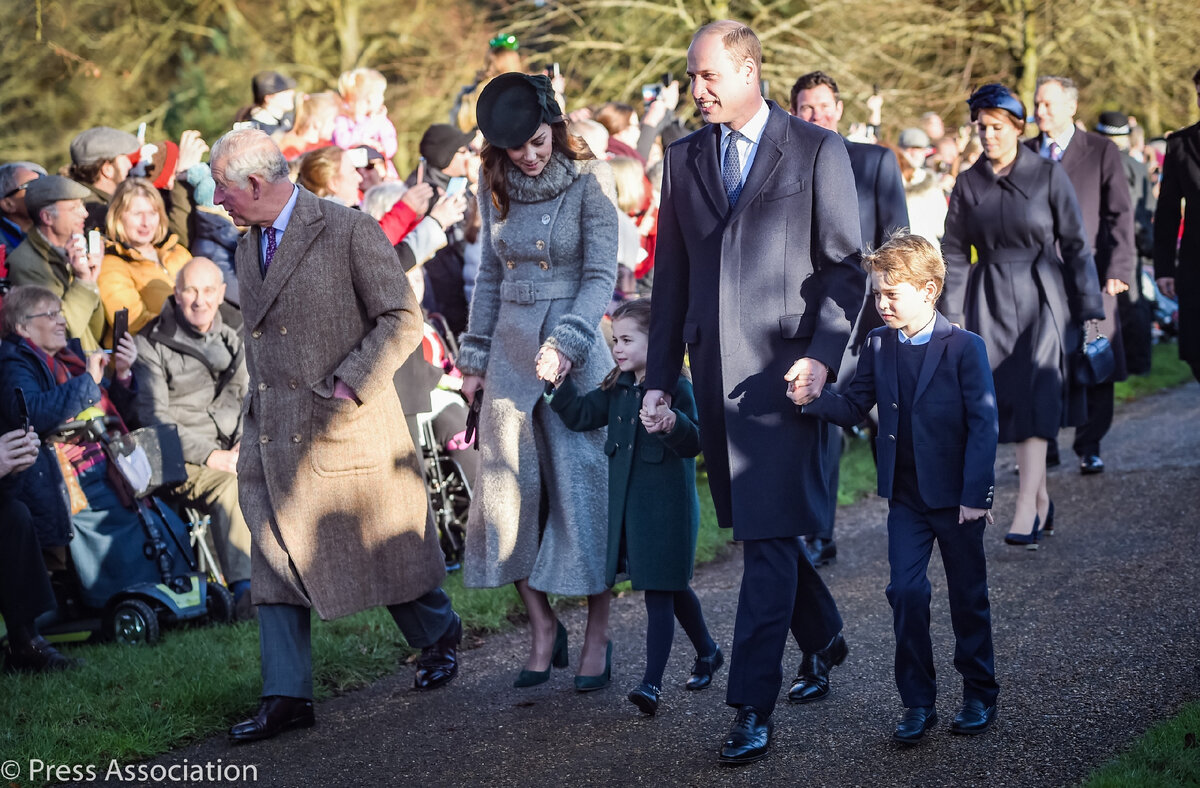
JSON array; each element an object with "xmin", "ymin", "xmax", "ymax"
[{"xmin": 1074, "ymin": 333, "xmax": 1115, "ymax": 386}]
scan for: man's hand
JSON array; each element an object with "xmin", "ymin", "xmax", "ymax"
[
  {"xmin": 1105, "ymin": 278, "xmax": 1129, "ymax": 297},
  {"xmin": 401, "ymin": 182, "xmax": 435, "ymax": 216},
  {"xmin": 332, "ymin": 378, "xmax": 359, "ymax": 403},
  {"xmin": 113, "ymin": 334, "xmax": 138, "ymax": 381},
  {"xmin": 67, "ymin": 234, "xmax": 101, "ymax": 283},
  {"xmin": 784, "ymin": 357, "xmax": 829, "ymax": 406},
  {"xmin": 0, "ymin": 427, "xmax": 40, "ymax": 478},
  {"xmin": 205, "ymin": 447, "xmax": 240, "ymax": 475},
  {"xmin": 640, "ymin": 389, "xmax": 673, "ymax": 432},
  {"xmin": 959, "ymin": 505, "xmax": 994, "ymax": 525},
  {"xmin": 640, "ymin": 403, "xmax": 676, "ymax": 434},
  {"xmin": 1157, "ymin": 277, "xmax": 1176, "ymax": 300},
  {"xmin": 535, "ymin": 347, "xmax": 572, "ymax": 385}
]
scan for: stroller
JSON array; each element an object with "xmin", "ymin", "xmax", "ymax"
[{"xmin": 38, "ymin": 411, "xmax": 233, "ymax": 645}]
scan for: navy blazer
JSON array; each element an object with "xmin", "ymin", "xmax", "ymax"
[{"xmin": 803, "ymin": 312, "xmax": 998, "ymax": 510}]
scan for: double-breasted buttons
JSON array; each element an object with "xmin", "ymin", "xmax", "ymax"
[
  {"xmin": 888, "ymin": 434, "xmax": 896, "ymax": 441},
  {"xmin": 891, "ymin": 402, "xmax": 899, "ymax": 410},
  {"xmin": 506, "ymin": 260, "xmax": 515, "ymax": 269},
  {"xmin": 541, "ymin": 214, "xmax": 551, "ymax": 224},
  {"xmin": 539, "ymin": 260, "xmax": 549, "ymax": 270},
  {"xmin": 259, "ymin": 435, "xmax": 270, "ymax": 444},
  {"xmin": 291, "ymin": 434, "xmax": 302, "ymax": 444},
  {"xmin": 251, "ymin": 330, "xmax": 262, "ymax": 339},
  {"xmin": 258, "ymin": 382, "xmax": 268, "ymax": 391},
  {"xmin": 289, "ymin": 379, "xmax": 299, "ymax": 390},
  {"xmin": 279, "ymin": 326, "xmax": 287, "ymax": 335},
  {"xmin": 536, "ymin": 240, "xmax": 545, "ymax": 250}
]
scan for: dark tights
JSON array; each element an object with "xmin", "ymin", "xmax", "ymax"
[{"xmin": 642, "ymin": 587, "xmax": 716, "ymax": 688}]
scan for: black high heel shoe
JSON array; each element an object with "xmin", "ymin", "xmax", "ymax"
[
  {"xmin": 1004, "ymin": 514, "xmax": 1041, "ymax": 550},
  {"xmin": 1041, "ymin": 500, "xmax": 1056, "ymax": 536},
  {"xmin": 513, "ymin": 620, "xmax": 568, "ymax": 688}
]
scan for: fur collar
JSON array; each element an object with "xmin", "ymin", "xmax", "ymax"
[{"xmin": 504, "ymin": 151, "xmax": 579, "ymax": 204}]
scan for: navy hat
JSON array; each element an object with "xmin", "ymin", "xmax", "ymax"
[
  {"xmin": 476, "ymin": 73, "xmax": 565, "ymax": 149},
  {"xmin": 1095, "ymin": 111, "xmax": 1131, "ymax": 136},
  {"xmin": 252, "ymin": 71, "xmax": 297, "ymax": 104},
  {"xmin": 966, "ymin": 83, "xmax": 1026, "ymax": 124},
  {"xmin": 419, "ymin": 124, "xmax": 475, "ymax": 170}
]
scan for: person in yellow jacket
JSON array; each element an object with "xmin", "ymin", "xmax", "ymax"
[{"xmin": 98, "ymin": 177, "xmax": 192, "ymax": 347}]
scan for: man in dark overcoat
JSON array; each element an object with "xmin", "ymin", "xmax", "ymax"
[
  {"xmin": 1028, "ymin": 76, "xmax": 1136, "ymax": 474},
  {"xmin": 209, "ymin": 130, "xmax": 462, "ymax": 744},
  {"xmin": 643, "ymin": 20, "xmax": 864, "ymax": 764},
  {"xmin": 1154, "ymin": 67, "xmax": 1200, "ymax": 382},
  {"xmin": 789, "ymin": 70, "xmax": 910, "ymax": 570}
]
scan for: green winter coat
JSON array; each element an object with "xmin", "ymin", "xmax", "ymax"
[{"xmin": 550, "ymin": 372, "xmax": 702, "ymax": 590}]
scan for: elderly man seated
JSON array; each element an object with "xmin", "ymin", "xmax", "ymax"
[{"xmin": 132, "ymin": 257, "xmax": 252, "ymax": 607}]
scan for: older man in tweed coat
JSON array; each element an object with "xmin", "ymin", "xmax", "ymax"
[{"xmin": 211, "ymin": 130, "xmax": 461, "ymax": 744}]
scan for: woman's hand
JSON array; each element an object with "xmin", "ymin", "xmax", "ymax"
[
  {"xmin": 461, "ymin": 374, "xmax": 485, "ymax": 405},
  {"xmin": 535, "ymin": 347, "xmax": 571, "ymax": 384},
  {"xmin": 113, "ymin": 334, "xmax": 138, "ymax": 381},
  {"xmin": 0, "ymin": 427, "xmax": 40, "ymax": 478},
  {"xmin": 401, "ymin": 182, "xmax": 435, "ymax": 215},
  {"xmin": 430, "ymin": 192, "xmax": 467, "ymax": 230},
  {"xmin": 87, "ymin": 351, "xmax": 109, "ymax": 384}
]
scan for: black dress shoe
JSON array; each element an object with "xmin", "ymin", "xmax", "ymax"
[
  {"xmin": 950, "ymin": 698, "xmax": 997, "ymax": 735},
  {"xmin": 787, "ymin": 633, "xmax": 848, "ymax": 703},
  {"xmin": 414, "ymin": 613, "xmax": 462, "ymax": 690},
  {"xmin": 892, "ymin": 706, "xmax": 937, "ymax": 744},
  {"xmin": 627, "ymin": 682, "xmax": 660, "ymax": 715},
  {"xmin": 1080, "ymin": 455, "xmax": 1105, "ymax": 475},
  {"xmin": 804, "ymin": 537, "xmax": 838, "ymax": 568},
  {"xmin": 718, "ymin": 706, "xmax": 773, "ymax": 765},
  {"xmin": 686, "ymin": 646, "xmax": 724, "ymax": 691},
  {"xmin": 4, "ymin": 636, "xmax": 82, "ymax": 673},
  {"xmin": 229, "ymin": 696, "xmax": 315, "ymax": 743}
]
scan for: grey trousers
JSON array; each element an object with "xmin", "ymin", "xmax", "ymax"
[{"xmin": 258, "ymin": 588, "xmax": 456, "ymax": 699}]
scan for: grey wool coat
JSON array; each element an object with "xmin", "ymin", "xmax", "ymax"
[
  {"xmin": 457, "ymin": 152, "xmax": 618, "ymax": 594},
  {"xmin": 235, "ymin": 187, "xmax": 445, "ymax": 620}
]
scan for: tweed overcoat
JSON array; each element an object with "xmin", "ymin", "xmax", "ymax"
[
  {"xmin": 550, "ymin": 373, "xmax": 702, "ymax": 591},
  {"xmin": 1026, "ymin": 131, "xmax": 1136, "ymax": 380},
  {"xmin": 456, "ymin": 153, "xmax": 617, "ymax": 594},
  {"xmin": 1154, "ymin": 121, "xmax": 1200, "ymax": 368},
  {"xmin": 235, "ymin": 187, "xmax": 444, "ymax": 620},
  {"xmin": 644, "ymin": 102, "xmax": 865, "ymax": 540}
]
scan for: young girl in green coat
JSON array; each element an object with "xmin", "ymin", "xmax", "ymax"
[{"xmin": 549, "ymin": 299, "xmax": 722, "ymax": 715}]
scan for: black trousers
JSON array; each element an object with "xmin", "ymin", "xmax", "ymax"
[
  {"xmin": 0, "ymin": 496, "xmax": 57, "ymax": 628},
  {"xmin": 1073, "ymin": 380, "xmax": 1116, "ymax": 458},
  {"xmin": 726, "ymin": 536, "xmax": 843, "ymax": 717},
  {"xmin": 886, "ymin": 501, "xmax": 998, "ymax": 708}
]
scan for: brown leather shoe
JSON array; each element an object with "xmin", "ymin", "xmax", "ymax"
[
  {"xmin": 229, "ymin": 696, "xmax": 315, "ymax": 743},
  {"xmin": 4, "ymin": 636, "xmax": 81, "ymax": 673}
]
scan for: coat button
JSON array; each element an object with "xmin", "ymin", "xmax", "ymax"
[
  {"xmin": 888, "ymin": 434, "xmax": 896, "ymax": 441},
  {"xmin": 291, "ymin": 434, "xmax": 302, "ymax": 443},
  {"xmin": 541, "ymin": 214, "xmax": 551, "ymax": 224},
  {"xmin": 536, "ymin": 240, "xmax": 545, "ymax": 250},
  {"xmin": 259, "ymin": 435, "xmax": 269, "ymax": 444},
  {"xmin": 539, "ymin": 260, "xmax": 549, "ymax": 270},
  {"xmin": 258, "ymin": 382, "xmax": 268, "ymax": 391},
  {"xmin": 506, "ymin": 260, "xmax": 515, "ymax": 269},
  {"xmin": 252, "ymin": 330, "xmax": 262, "ymax": 339},
  {"xmin": 614, "ymin": 442, "xmax": 620, "ymax": 449},
  {"xmin": 279, "ymin": 326, "xmax": 287, "ymax": 335},
  {"xmin": 289, "ymin": 379, "xmax": 298, "ymax": 389},
  {"xmin": 891, "ymin": 402, "xmax": 899, "ymax": 410}
]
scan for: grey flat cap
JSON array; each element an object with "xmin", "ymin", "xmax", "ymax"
[
  {"xmin": 69, "ymin": 126, "xmax": 140, "ymax": 166},
  {"xmin": 25, "ymin": 175, "xmax": 92, "ymax": 219},
  {"xmin": 898, "ymin": 127, "xmax": 931, "ymax": 149}
]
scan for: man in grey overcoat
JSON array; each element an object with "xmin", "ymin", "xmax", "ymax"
[
  {"xmin": 643, "ymin": 21, "xmax": 864, "ymax": 764},
  {"xmin": 210, "ymin": 130, "xmax": 462, "ymax": 744}
]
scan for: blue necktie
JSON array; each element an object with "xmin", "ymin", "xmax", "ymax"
[{"xmin": 723, "ymin": 130, "xmax": 744, "ymax": 205}]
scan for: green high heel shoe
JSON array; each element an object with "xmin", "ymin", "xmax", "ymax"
[
  {"xmin": 574, "ymin": 640, "xmax": 613, "ymax": 692},
  {"xmin": 513, "ymin": 621, "xmax": 568, "ymax": 688}
]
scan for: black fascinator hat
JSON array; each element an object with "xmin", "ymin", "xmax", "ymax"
[
  {"xmin": 966, "ymin": 83, "xmax": 1026, "ymax": 124},
  {"xmin": 476, "ymin": 73, "xmax": 566, "ymax": 149}
]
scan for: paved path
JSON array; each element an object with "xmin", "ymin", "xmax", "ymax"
[{"xmin": 129, "ymin": 382, "xmax": 1200, "ymax": 787}]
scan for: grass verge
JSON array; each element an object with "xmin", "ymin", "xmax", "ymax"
[{"xmin": 1084, "ymin": 701, "xmax": 1200, "ymax": 787}]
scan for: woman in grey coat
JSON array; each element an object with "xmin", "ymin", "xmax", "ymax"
[{"xmin": 457, "ymin": 73, "xmax": 619, "ymax": 690}]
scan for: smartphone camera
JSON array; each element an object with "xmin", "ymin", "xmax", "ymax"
[{"xmin": 642, "ymin": 84, "xmax": 662, "ymax": 104}]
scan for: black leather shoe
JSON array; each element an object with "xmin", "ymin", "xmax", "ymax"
[
  {"xmin": 718, "ymin": 706, "xmax": 773, "ymax": 765},
  {"xmin": 4, "ymin": 636, "xmax": 81, "ymax": 673},
  {"xmin": 414, "ymin": 613, "xmax": 462, "ymax": 690},
  {"xmin": 627, "ymin": 682, "xmax": 660, "ymax": 715},
  {"xmin": 686, "ymin": 647, "xmax": 724, "ymax": 691},
  {"xmin": 892, "ymin": 706, "xmax": 937, "ymax": 744},
  {"xmin": 950, "ymin": 698, "xmax": 997, "ymax": 735},
  {"xmin": 804, "ymin": 537, "xmax": 838, "ymax": 568},
  {"xmin": 1080, "ymin": 455, "xmax": 1105, "ymax": 475},
  {"xmin": 787, "ymin": 633, "xmax": 848, "ymax": 703},
  {"xmin": 229, "ymin": 696, "xmax": 314, "ymax": 743}
]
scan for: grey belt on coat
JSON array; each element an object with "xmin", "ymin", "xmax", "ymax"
[{"xmin": 499, "ymin": 280, "xmax": 578, "ymax": 305}]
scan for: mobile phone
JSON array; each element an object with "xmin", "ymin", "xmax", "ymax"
[
  {"xmin": 112, "ymin": 307, "xmax": 129, "ymax": 351},
  {"xmin": 872, "ymin": 83, "xmax": 880, "ymax": 95},
  {"xmin": 348, "ymin": 147, "xmax": 369, "ymax": 169},
  {"xmin": 14, "ymin": 387, "xmax": 30, "ymax": 432},
  {"xmin": 417, "ymin": 156, "xmax": 426, "ymax": 183},
  {"xmin": 642, "ymin": 84, "xmax": 662, "ymax": 103},
  {"xmin": 445, "ymin": 176, "xmax": 468, "ymax": 198},
  {"xmin": 662, "ymin": 72, "xmax": 674, "ymax": 86},
  {"xmin": 552, "ymin": 62, "xmax": 560, "ymax": 79},
  {"xmin": 88, "ymin": 229, "xmax": 103, "ymax": 257},
  {"xmin": 137, "ymin": 122, "xmax": 147, "ymax": 145}
]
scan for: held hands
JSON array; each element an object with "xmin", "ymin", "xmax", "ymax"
[
  {"xmin": 784, "ymin": 357, "xmax": 829, "ymax": 406},
  {"xmin": 640, "ymin": 389, "xmax": 674, "ymax": 433},
  {"xmin": 535, "ymin": 346, "xmax": 571, "ymax": 385},
  {"xmin": 959, "ymin": 505, "xmax": 994, "ymax": 525},
  {"xmin": 67, "ymin": 234, "xmax": 101, "ymax": 283},
  {"xmin": 0, "ymin": 427, "xmax": 40, "ymax": 478}
]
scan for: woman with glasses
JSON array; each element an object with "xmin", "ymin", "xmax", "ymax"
[{"xmin": 97, "ymin": 177, "xmax": 192, "ymax": 347}]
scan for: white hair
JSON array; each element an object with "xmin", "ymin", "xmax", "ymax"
[
  {"xmin": 362, "ymin": 182, "xmax": 410, "ymax": 221},
  {"xmin": 210, "ymin": 128, "xmax": 289, "ymax": 187},
  {"xmin": 0, "ymin": 161, "xmax": 47, "ymax": 197}
]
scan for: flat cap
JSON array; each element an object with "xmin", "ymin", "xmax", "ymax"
[
  {"xmin": 70, "ymin": 126, "xmax": 140, "ymax": 166},
  {"xmin": 898, "ymin": 128, "xmax": 931, "ymax": 149},
  {"xmin": 24, "ymin": 175, "xmax": 92, "ymax": 219}
]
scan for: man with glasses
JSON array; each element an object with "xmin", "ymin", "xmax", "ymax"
[
  {"xmin": 132, "ymin": 257, "xmax": 253, "ymax": 615},
  {"xmin": 6, "ymin": 176, "xmax": 105, "ymax": 350},
  {"xmin": 0, "ymin": 162, "xmax": 47, "ymax": 254}
]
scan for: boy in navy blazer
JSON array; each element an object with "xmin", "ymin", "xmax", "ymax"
[{"xmin": 794, "ymin": 232, "xmax": 1000, "ymax": 745}]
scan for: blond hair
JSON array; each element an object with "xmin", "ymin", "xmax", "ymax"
[
  {"xmin": 694, "ymin": 20, "xmax": 762, "ymax": 76},
  {"xmin": 106, "ymin": 177, "xmax": 168, "ymax": 247},
  {"xmin": 861, "ymin": 231, "xmax": 946, "ymax": 297},
  {"xmin": 607, "ymin": 157, "xmax": 647, "ymax": 215}
]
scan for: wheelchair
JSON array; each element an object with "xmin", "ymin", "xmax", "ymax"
[{"xmin": 418, "ymin": 391, "xmax": 473, "ymax": 571}]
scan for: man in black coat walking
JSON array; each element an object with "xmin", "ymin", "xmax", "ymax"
[{"xmin": 643, "ymin": 20, "xmax": 864, "ymax": 764}]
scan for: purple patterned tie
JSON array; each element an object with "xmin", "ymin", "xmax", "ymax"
[
  {"xmin": 1048, "ymin": 141, "xmax": 1062, "ymax": 162},
  {"xmin": 262, "ymin": 226, "xmax": 278, "ymax": 277}
]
